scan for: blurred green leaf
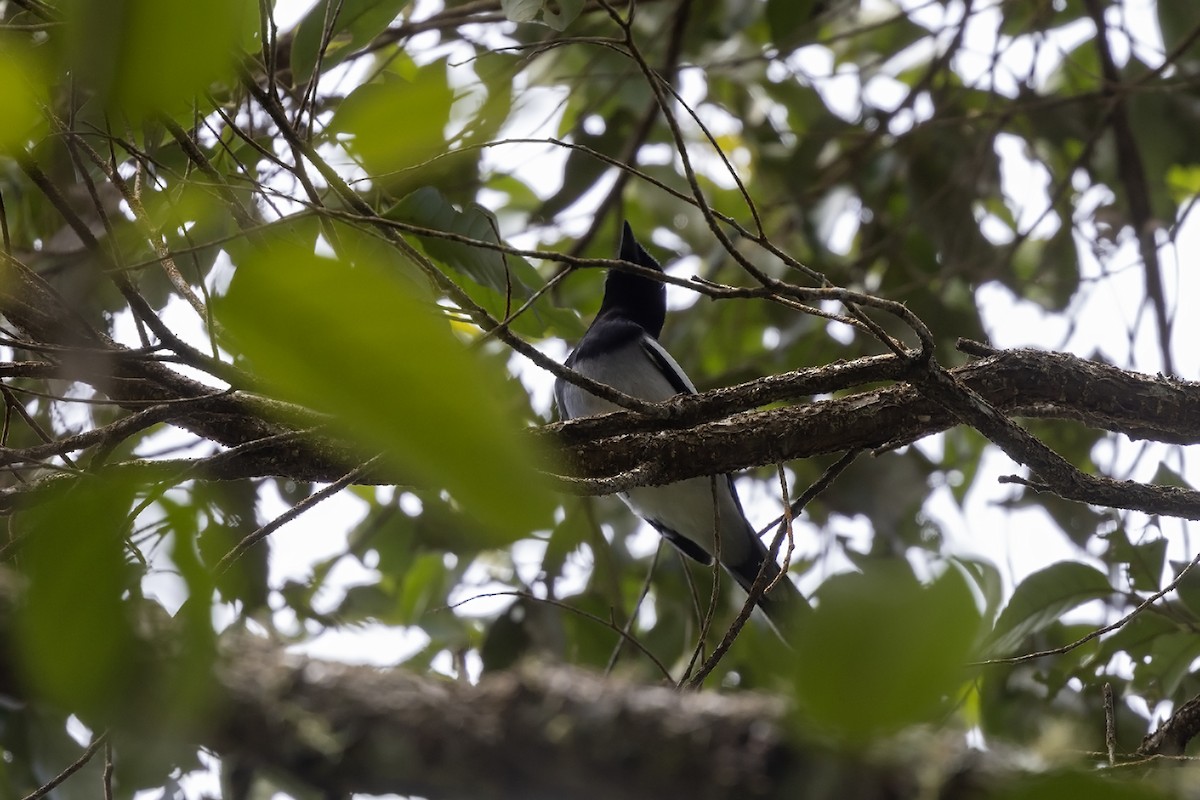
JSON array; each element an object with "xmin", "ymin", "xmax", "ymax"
[
  {"xmin": 988, "ymin": 562, "xmax": 1113, "ymax": 656},
  {"xmin": 65, "ymin": 0, "xmax": 254, "ymax": 118},
  {"xmin": 217, "ymin": 238, "xmax": 555, "ymax": 544},
  {"xmin": 331, "ymin": 66, "xmax": 454, "ymax": 177},
  {"xmin": 338, "ymin": 582, "xmax": 398, "ymax": 622},
  {"xmin": 1127, "ymin": 83, "xmax": 1199, "ymax": 223},
  {"xmin": 1159, "ymin": 1, "xmax": 1200, "ymax": 60},
  {"xmin": 765, "ymin": 0, "xmax": 817, "ymax": 47},
  {"xmin": 11, "ymin": 709, "xmax": 106, "ymax": 800},
  {"xmin": 389, "ymin": 187, "xmax": 525, "ymax": 295},
  {"xmin": 349, "ymin": 503, "xmax": 417, "ymax": 574},
  {"xmin": 480, "ymin": 598, "xmax": 535, "ymax": 671},
  {"xmin": 834, "ymin": 11, "xmax": 928, "ymax": 65},
  {"xmin": 1009, "ymin": 226, "xmax": 1081, "ymax": 310},
  {"xmin": 952, "ymin": 556, "xmax": 1005, "ymax": 621},
  {"xmin": 501, "ymin": 0, "xmax": 583, "ymax": 30},
  {"xmin": 540, "ymin": 109, "xmax": 634, "ymax": 218},
  {"xmin": 997, "ymin": 770, "xmax": 1167, "ymax": 800},
  {"xmin": 794, "ymin": 563, "xmax": 981, "ymax": 740},
  {"xmin": 0, "ymin": 48, "xmax": 47, "ymax": 153},
  {"xmin": 1150, "ymin": 461, "xmax": 1193, "ymax": 489},
  {"xmin": 396, "ymin": 551, "xmax": 449, "ymax": 623},
  {"xmin": 1104, "ymin": 528, "xmax": 1167, "ymax": 593},
  {"xmin": 291, "ymin": 0, "xmax": 413, "ymax": 85},
  {"xmin": 998, "ymin": 0, "xmax": 1075, "ymax": 36},
  {"xmin": 387, "ymin": 186, "xmax": 580, "ymax": 337},
  {"xmin": 1093, "ymin": 610, "xmax": 1175, "ymax": 672},
  {"xmin": 325, "ymin": 218, "xmax": 434, "ymax": 303},
  {"xmin": 1134, "ymin": 631, "xmax": 1200, "ymax": 700},
  {"xmin": 14, "ymin": 475, "xmax": 140, "ymax": 718},
  {"xmin": 1166, "ymin": 163, "xmax": 1200, "ymax": 204},
  {"xmin": 1173, "ymin": 559, "xmax": 1200, "ymax": 620},
  {"xmin": 502, "ymin": 0, "xmax": 545, "ymax": 23}
]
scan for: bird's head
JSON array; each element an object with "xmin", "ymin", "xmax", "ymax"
[{"xmin": 600, "ymin": 221, "xmax": 667, "ymax": 338}]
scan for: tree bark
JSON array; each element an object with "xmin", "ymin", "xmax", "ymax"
[
  {"xmin": 2, "ymin": 253, "xmax": 1199, "ymax": 518},
  {"xmin": 207, "ymin": 635, "xmax": 963, "ymax": 800}
]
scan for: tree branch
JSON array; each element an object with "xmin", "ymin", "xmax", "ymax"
[
  {"xmin": 1139, "ymin": 694, "xmax": 1200, "ymax": 757},
  {"xmin": 211, "ymin": 635, "xmax": 807, "ymax": 799},
  {"xmin": 1, "ymin": 243, "xmax": 1197, "ymax": 518},
  {"xmin": 547, "ymin": 348, "xmax": 1200, "ymax": 517}
]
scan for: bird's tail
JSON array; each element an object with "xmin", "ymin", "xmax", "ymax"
[
  {"xmin": 756, "ymin": 572, "xmax": 809, "ymax": 641},
  {"xmin": 727, "ymin": 542, "xmax": 810, "ymax": 642}
]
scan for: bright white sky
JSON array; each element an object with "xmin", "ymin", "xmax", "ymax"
[{"xmin": 96, "ymin": 0, "xmax": 1198, "ymax": 797}]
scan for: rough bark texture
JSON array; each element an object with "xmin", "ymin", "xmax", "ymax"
[
  {"xmin": 2, "ymin": 244, "xmax": 1199, "ymax": 518},
  {"xmin": 205, "ymin": 635, "xmax": 974, "ymax": 800},
  {"xmin": 547, "ymin": 348, "xmax": 1200, "ymax": 484},
  {"xmin": 0, "ymin": 570, "xmax": 1186, "ymax": 800},
  {"xmin": 213, "ymin": 637, "xmax": 796, "ymax": 800}
]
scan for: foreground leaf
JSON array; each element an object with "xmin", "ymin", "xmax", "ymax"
[
  {"xmin": 218, "ymin": 240, "xmax": 554, "ymax": 544},
  {"xmin": 793, "ymin": 563, "xmax": 982, "ymax": 740}
]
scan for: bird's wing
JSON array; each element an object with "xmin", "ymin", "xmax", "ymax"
[
  {"xmin": 552, "ymin": 351, "xmax": 575, "ymax": 422},
  {"xmin": 556, "ymin": 328, "xmax": 690, "ymax": 419},
  {"xmin": 639, "ymin": 335, "xmax": 697, "ymax": 395},
  {"xmin": 558, "ymin": 324, "xmax": 809, "ymax": 635}
]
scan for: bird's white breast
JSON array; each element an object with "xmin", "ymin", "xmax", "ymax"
[
  {"xmin": 557, "ymin": 335, "xmax": 756, "ymax": 564},
  {"xmin": 557, "ymin": 336, "xmax": 693, "ymax": 418}
]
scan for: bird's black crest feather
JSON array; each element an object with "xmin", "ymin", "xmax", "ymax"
[{"xmin": 601, "ymin": 222, "xmax": 666, "ymax": 338}]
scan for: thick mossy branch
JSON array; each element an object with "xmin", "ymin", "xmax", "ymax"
[{"xmin": 1, "ymin": 253, "xmax": 1199, "ymax": 517}]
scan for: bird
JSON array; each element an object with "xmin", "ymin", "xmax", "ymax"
[{"xmin": 554, "ymin": 221, "xmax": 809, "ymax": 636}]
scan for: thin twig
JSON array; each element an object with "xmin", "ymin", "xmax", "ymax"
[
  {"xmin": 20, "ymin": 732, "xmax": 108, "ymax": 800},
  {"xmin": 978, "ymin": 550, "xmax": 1200, "ymax": 665},
  {"xmin": 450, "ymin": 590, "xmax": 672, "ymax": 680}
]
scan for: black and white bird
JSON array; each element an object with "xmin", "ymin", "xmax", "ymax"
[{"xmin": 555, "ymin": 222, "xmax": 809, "ymax": 635}]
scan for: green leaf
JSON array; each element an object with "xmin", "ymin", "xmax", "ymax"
[
  {"xmin": 1159, "ymin": 1, "xmax": 1200, "ymax": 62},
  {"xmin": 765, "ymin": 0, "xmax": 816, "ymax": 48},
  {"xmin": 396, "ymin": 551, "xmax": 449, "ymax": 623},
  {"xmin": 1173, "ymin": 558, "xmax": 1200, "ymax": 620},
  {"xmin": 1136, "ymin": 631, "xmax": 1200, "ymax": 700},
  {"xmin": 217, "ymin": 238, "xmax": 555, "ymax": 544},
  {"xmin": 793, "ymin": 563, "xmax": 982, "ymax": 740},
  {"xmin": 988, "ymin": 562, "xmax": 1113, "ymax": 656},
  {"xmin": 325, "ymin": 218, "xmax": 434, "ymax": 304},
  {"xmin": 13, "ymin": 475, "xmax": 140, "ymax": 718},
  {"xmin": 338, "ymin": 583, "xmax": 399, "ymax": 622},
  {"xmin": 480, "ymin": 598, "xmax": 535, "ymax": 671},
  {"xmin": 20, "ymin": 710, "xmax": 108, "ymax": 800},
  {"xmin": 1092, "ymin": 610, "xmax": 1175, "ymax": 670},
  {"xmin": 387, "ymin": 186, "xmax": 579, "ymax": 337},
  {"xmin": 330, "ymin": 66, "xmax": 454, "ymax": 177},
  {"xmin": 65, "ymin": 0, "xmax": 254, "ymax": 118},
  {"xmin": 501, "ymin": 0, "xmax": 582, "ymax": 30},
  {"xmin": 541, "ymin": 108, "xmax": 636, "ymax": 218},
  {"xmin": 348, "ymin": 504, "xmax": 417, "ymax": 575},
  {"xmin": 0, "ymin": 48, "xmax": 47, "ymax": 154},
  {"xmin": 291, "ymin": 0, "xmax": 413, "ymax": 85},
  {"xmin": 1008, "ymin": 225, "xmax": 1081, "ymax": 311},
  {"xmin": 998, "ymin": 0, "xmax": 1073, "ymax": 37},
  {"xmin": 844, "ymin": 14, "xmax": 928, "ymax": 66},
  {"xmin": 501, "ymin": 0, "xmax": 542, "ymax": 23},
  {"xmin": 1167, "ymin": 164, "xmax": 1200, "ymax": 204},
  {"xmin": 389, "ymin": 187, "xmax": 522, "ymax": 295},
  {"xmin": 998, "ymin": 770, "xmax": 1167, "ymax": 800},
  {"xmin": 1044, "ymin": 34, "xmax": 1102, "ymax": 95},
  {"xmin": 1150, "ymin": 461, "xmax": 1193, "ymax": 489},
  {"xmin": 952, "ymin": 556, "xmax": 1004, "ymax": 620},
  {"xmin": 1104, "ymin": 528, "xmax": 1166, "ymax": 593},
  {"xmin": 542, "ymin": 0, "xmax": 583, "ymax": 31}
]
